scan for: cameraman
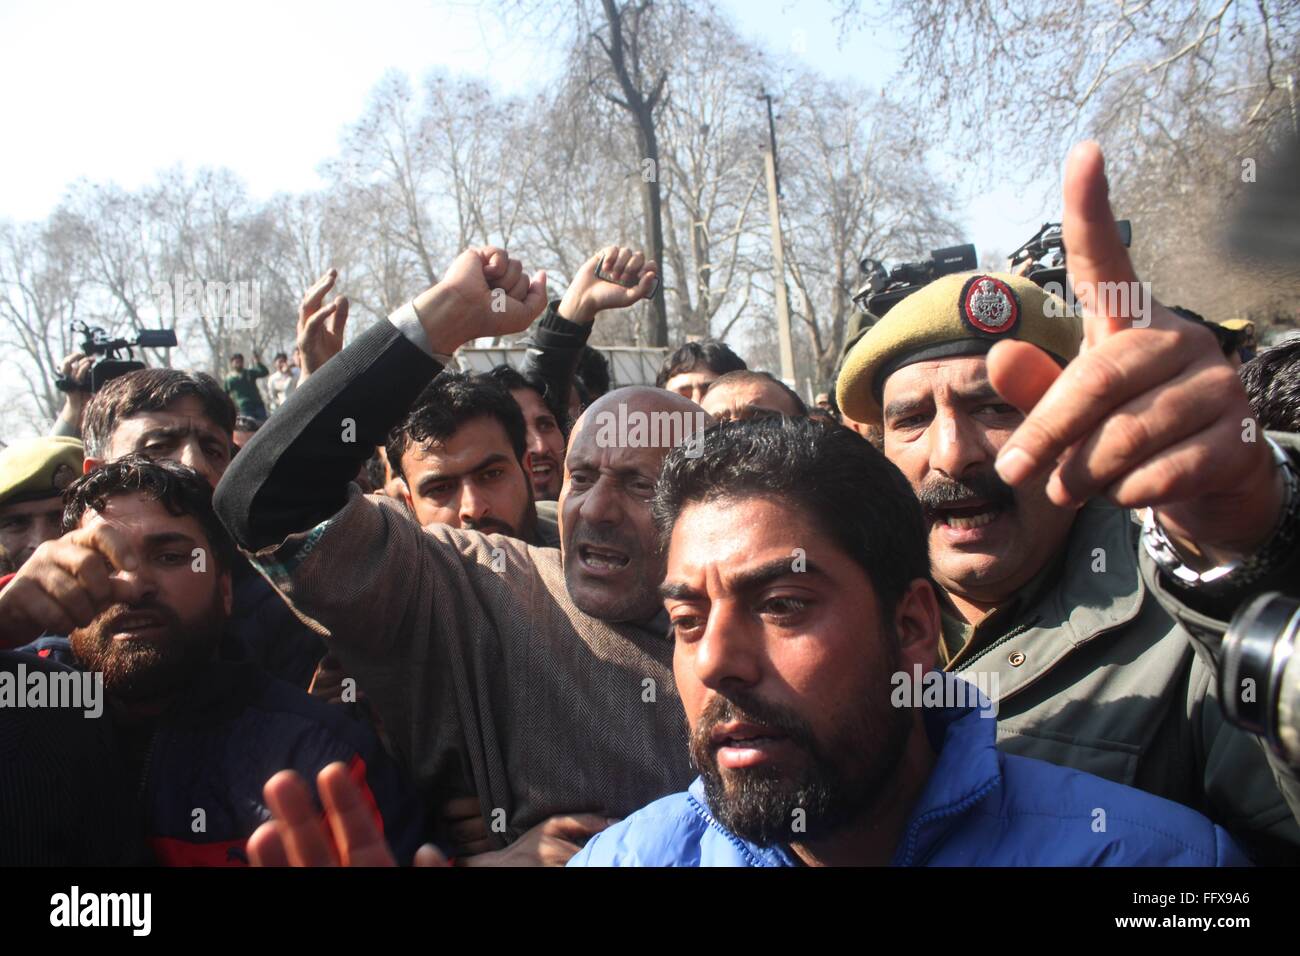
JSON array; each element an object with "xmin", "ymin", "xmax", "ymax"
[{"xmin": 50, "ymin": 351, "xmax": 95, "ymax": 439}]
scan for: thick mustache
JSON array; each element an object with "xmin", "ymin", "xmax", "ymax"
[
  {"xmin": 916, "ymin": 471, "xmax": 1016, "ymax": 512},
  {"xmin": 692, "ymin": 690, "xmax": 815, "ymax": 756},
  {"xmin": 99, "ymin": 601, "xmax": 180, "ymax": 633},
  {"xmin": 464, "ymin": 517, "xmax": 515, "ymax": 536},
  {"xmin": 570, "ymin": 524, "xmax": 640, "ymax": 556}
]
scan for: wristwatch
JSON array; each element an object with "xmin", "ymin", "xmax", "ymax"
[{"xmin": 1142, "ymin": 436, "xmax": 1300, "ymax": 594}]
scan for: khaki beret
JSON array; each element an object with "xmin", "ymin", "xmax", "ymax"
[
  {"xmin": 0, "ymin": 437, "xmax": 84, "ymax": 508},
  {"xmin": 837, "ymin": 272, "xmax": 1082, "ymax": 423}
]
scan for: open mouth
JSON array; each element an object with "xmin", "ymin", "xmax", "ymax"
[
  {"xmin": 578, "ymin": 543, "xmax": 630, "ymax": 572},
  {"xmin": 929, "ymin": 499, "xmax": 1004, "ymax": 531},
  {"xmin": 710, "ymin": 721, "xmax": 788, "ymax": 768},
  {"xmin": 710, "ymin": 721, "xmax": 785, "ymax": 749},
  {"xmin": 108, "ymin": 612, "xmax": 166, "ymax": 639},
  {"xmin": 527, "ymin": 455, "xmax": 556, "ymax": 484}
]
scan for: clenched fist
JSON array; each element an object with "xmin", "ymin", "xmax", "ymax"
[
  {"xmin": 0, "ymin": 524, "xmax": 141, "ymax": 644},
  {"xmin": 413, "ymin": 246, "xmax": 548, "ymax": 356}
]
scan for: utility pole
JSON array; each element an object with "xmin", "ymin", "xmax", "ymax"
[
  {"xmin": 758, "ymin": 91, "xmax": 796, "ymax": 387},
  {"xmin": 1289, "ymin": 73, "xmax": 1297, "ymax": 137}
]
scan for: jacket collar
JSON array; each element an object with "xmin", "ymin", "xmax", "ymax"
[
  {"xmin": 685, "ymin": 704, "xmax": 1000, "ymax": 867},
  {"xmin": 953, "ymin": 501, "xmax": 1148, "ymax": 701},
  {"xmin": 686, "ymin": 778, "xmax": 799, "ymax": 866},
  {"xmin": 890, "ymin": 704, "xmax": 1001, "ymax": 865}
]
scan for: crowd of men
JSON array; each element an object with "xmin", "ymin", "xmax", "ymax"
[{"xmin": 2, "ymin": 141, "xmax": 1299, "ymax": 867}]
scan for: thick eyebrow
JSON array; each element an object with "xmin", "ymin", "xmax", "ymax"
[
  {"xmin": 883, "ymin": 394, "xmax": 929, "ymax": 422},
  {"xmin": 564, "ymin": 456, "xmax": 654, "ymax": 483},
  {"xmin": 884, "ymin": 381, "xmax": 1004, "ymax": 421},
  {"xmin": 660, "ymin": 556, "xmax": 827, "ymax": 601},
  {"xmin": 143, "ymin": 531, "xmax": 197, "ymax": 550},
  {"xmin": 134, "ymin": 424, "xmax": 187, "ymax": 444},
  {"xmin": 136, "ymin": 423, "xmax": 228, "ymax": 445},
  {"xmin": 418, "ymin": 452, "xmax": 512, "ymax": 489},
  {"xmin": 954, "ymin": 382, "xmax": 1003, "ymax": 406},
  {"xmin": 660, "ymin": 580, "xmax": 703, "ymax": 601}
]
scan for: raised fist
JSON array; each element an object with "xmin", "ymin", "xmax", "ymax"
[{"xmin": 413, "ymin": 246, "xmax": 548, "ymax": 355}]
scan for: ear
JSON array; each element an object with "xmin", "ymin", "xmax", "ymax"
[
  {"xmin": 893, "ymin": 578, "xmax": 941, "ymax": 674},
  {"xmin": 398, "ymin": 478, "xmax": 415, "ymax": 514},
  {"xmin": 83, "ymin": 457, "xmax": 102, "ymax": 475}
]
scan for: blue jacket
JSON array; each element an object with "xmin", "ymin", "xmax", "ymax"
[{"xmin": 570, "ymin": 704, "xmax": 1251, "ymax": 867}]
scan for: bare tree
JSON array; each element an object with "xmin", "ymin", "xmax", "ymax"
[
  {"xmin": 330, "ymin": 71, "xmax": 447, "ymax": 290},
  {"xmin": 656, "ymin": 8, "xmax": 769, "ymax": 340},
  {"xmin": 56, "ymin": 183, "xmax": 163, "ymax": 342},
  {"xmin": 0, "ymin": 219, "xmax": 86, "ymax": 426},
  {"xmin": 583, "ymin": 0, "xmax": 679, "ymax": 346},
  {"xmin": 770, "ymin": 74, "xmax": 965, "ymax": 388},
  {"xmin": 833, "ymin": 0, "xmax": 1300, "ymax": 326},
  {"xmin": 147, "ymin": 167, "xmax": 285, "ymax": 371},
  {"xmin": 837, "ymin": 0, "xmax": 1298, "ymax": 172}
]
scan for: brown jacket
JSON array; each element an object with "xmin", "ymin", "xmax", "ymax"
[{"xmin": 254, "ymin": 487, "xmax": 692, "ymax": 847}]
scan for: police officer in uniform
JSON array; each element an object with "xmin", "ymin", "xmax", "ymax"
[
  {"xmin": 837, "ymin": 142, "xmax": 1300, "ymax": 861},
  {"xmin": 0, "ymin": 437, "xmax": 84, "ymax": 573}
]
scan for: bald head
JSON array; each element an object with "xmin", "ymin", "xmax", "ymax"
[
  {"xmin": 560, "ymin": 386, "xmax": 709, "ymax": 623},
  {"xmin": 571, "ymin": 386, "xmax": 704, "ymax": 440}
]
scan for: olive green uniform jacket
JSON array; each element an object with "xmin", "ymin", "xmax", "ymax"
[{"xmin": 940, "ymin": 434, "xmax": 1300, "ymax": 863}]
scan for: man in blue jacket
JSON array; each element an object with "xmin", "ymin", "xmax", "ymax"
[
  {"xmin": 243, "ymin": 416, "xmax": 1249, "ymax": 868},
  {"xmin": 571, "ymin": 417, "xmax": 1249, "ymax": 867}
]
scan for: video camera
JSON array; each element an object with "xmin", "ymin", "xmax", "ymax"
[
  {"xmin": 851, "ymin": 243, "xmax": 979, "ymax": 319},
  {"xmin": 54, "ymin": 321, "xmax": 179, "ymax": 394},
  {"xmin": 1221, "ymin": 592, "xmax": 1300, "ymax": 770},
  {"xmin": 1008, "ymin": 220, "xmax": 1132, "ymax": 289}
]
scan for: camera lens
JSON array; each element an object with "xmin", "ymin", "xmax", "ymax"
[{"xmin": 1220, "ymin": 592, "xmax": 1300, "ymax": 764}]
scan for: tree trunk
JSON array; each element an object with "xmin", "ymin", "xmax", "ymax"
[
  {"xmin": 636, "ymin": 118, "xmax": 669, "ymax": 346},
  {"xmin": 598, "ymin": 0, "xmax": 669, "ymax": 347}
]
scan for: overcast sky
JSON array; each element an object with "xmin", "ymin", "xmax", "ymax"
[{"xmin": 0, "ymin": 0, "xmax": 1058, "ymax": 260}]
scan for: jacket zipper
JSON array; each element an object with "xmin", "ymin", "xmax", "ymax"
[
  {"xmin": 136, "ymin": 728, "xmax": 160, "ymax": 802},
  {"xmin": 956, "ymin": 618, "xmax": 1040, "ymax": 671},
  {"xmin": 896, "ymin": 776, "xmax": 998, "ymax": 865}
]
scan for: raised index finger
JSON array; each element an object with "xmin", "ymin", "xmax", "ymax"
[{"xmin": 1061, "ymin": 142, "xmax": 1141, "ymax": 345}]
